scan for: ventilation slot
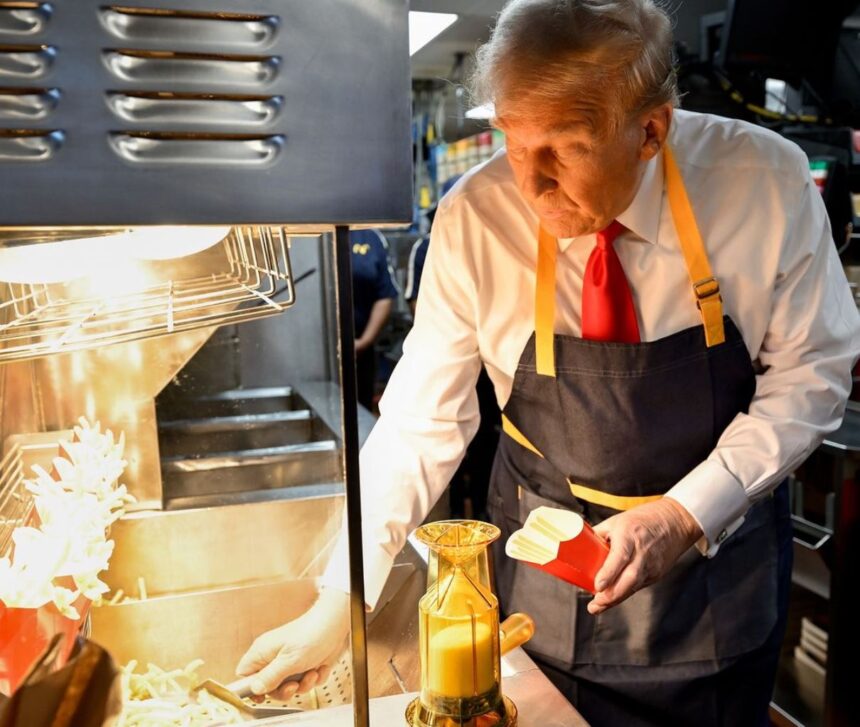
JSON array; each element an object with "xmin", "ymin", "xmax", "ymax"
[
  {"xmin": 102, "ymin": 49, "xmax": 279, "ymax": 86},
  {"xmin": 0, "ymin": 86, "xmax": 58, "ymax": 119},
  {"xmin": 0, "ymin": 127, "xmax": 63, "ymax": 160},
  {"xmin": 0, "ymin": 43, "xmax": 54, "ymax": 79},
  {"xmin": 106, "ymin": 92, "xmax": 282, "ymax": 126},
  {"xmin": 0, "ymin": 2, "xmax": 52, "ymax": 37},
  {"xmin": 109, "ymin": 131, "xmax": 284, "ymax": 165},
  {"xmin": 100, "ymin": 6, "xmax": 279, "ymax": 47}
]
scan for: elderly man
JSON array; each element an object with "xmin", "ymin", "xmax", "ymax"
[{"xmin": 237, "ymin": 1, "xmax": 860, "ymax": 724}]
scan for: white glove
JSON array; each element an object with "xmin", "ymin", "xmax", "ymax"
[
  {"xmin": 587, "ymin": 498, "xmax": 703, "ymax": 615},
  {"xmin": 235, "ymin": 586, "xmax": 350, "ymax": 700}
]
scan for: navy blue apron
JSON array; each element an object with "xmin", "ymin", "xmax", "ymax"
[{"xmin": 487, "ymin": 146, "xmax": 792, "ymax": 726}]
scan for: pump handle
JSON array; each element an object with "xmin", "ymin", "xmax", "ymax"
[{"xmin": 499, "ymin": 613, "xmax": 535, "ymax": 655}]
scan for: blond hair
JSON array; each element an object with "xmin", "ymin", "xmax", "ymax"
[{"xmin": 471, "ymin": 0, "xmax": 678, "ymax": 129}]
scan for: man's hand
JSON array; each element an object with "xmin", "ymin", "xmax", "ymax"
[
  {"xmin": 587, "ymin": 498, "xmax": 703, "ymax": 615},
  {"xmin": 236, "ymin": 587, "xmax": 350, "ymax": 700},
  {"xmin": 354, "ymin": 336, "xmax": 371, "ymax": 353}
]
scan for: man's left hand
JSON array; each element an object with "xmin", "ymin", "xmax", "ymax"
[{"xmin": 587, "ymin": 498, "xmax": 703, "ymax": 615}]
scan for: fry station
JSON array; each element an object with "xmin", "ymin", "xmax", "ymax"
[{"xmin": 2, "ymin": 2, "xmax": 860, "ymax": 727}]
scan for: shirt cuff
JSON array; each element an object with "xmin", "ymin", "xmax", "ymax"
[
  {"xmin": 665, "ymin": 459, "xmax": 751, "ymax": 557},
  {"xmin": 319, "ymin": 535, "xmax": 396, "ymax": 612}
]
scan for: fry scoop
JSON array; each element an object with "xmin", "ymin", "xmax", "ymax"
[{"xmin": 191, "ymin": 674, "xmax": 303, "ymax": 719}]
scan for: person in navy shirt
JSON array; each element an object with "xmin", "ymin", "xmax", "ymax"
[
  {"xmin": 351, "ymin": 229, "xmax": 398, "ymax": 411},
  {"xmin": 405, "ymin": 235, "xmax": 431, "ymax": 315}
]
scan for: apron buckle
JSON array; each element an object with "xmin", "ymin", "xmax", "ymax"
[{"xmin": 692, "ymin": 276, "xmax": 721, "ymax": 305}]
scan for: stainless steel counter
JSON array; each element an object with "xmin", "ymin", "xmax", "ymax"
[{"xmin": 248, "ymin": 663, "xmax": 589, "ymax": 726}]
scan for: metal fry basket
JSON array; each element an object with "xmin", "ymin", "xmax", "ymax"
[
  {"xmin": 0, "ymin": 443, "xmax": 29, "ymax": 559},
  {"xmin": 0, "ymin": 225, "xmax": 295, "ymax": 363}
]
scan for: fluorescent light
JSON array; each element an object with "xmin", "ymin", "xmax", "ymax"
[
  {"xmin": 409, "ymin": 11, "xmax": 458, "ymax": 56},
  {"xmin": 466, "ymin": 103, "xmax": 495, "ymax": 120}
]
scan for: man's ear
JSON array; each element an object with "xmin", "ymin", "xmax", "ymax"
[{"xmin": 638, "ymin": 103, "xmax": 673, "ymax": 161}]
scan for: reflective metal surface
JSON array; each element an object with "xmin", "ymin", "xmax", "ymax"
[
  {"xmin": 0, "ymin": 227, "xmax": 294, "ymax": 363},
  {"xmin": 162, "ymin": 442, "xmax": 340, "ymax": 499},
  {"xmin": 91, "ymin": 578, "xmax": 320, "ymax": 685},
  {"xmin": 156, "ymin": 385, "xmax": 342, "ymax": 507},
  {"xmin": 98, "ymin": 7, "xmax": 280, "ymax": 47},
  {"xmin": 0, "ymin": 230, "xmax": 371, "ymax": 724},
  {"xmin": 0, "ymin": 87, "xmax": 60, "ymax": 121},
  {"xmin": 106, "ymin": 93, "xmax": 284, "ymax": 127},
  {"xmin": 90, "ymin": 493, "xmax": 347, "ymax": 706},
  {"xmin": 165, "ymin": 386, "xmax": 302, "ymax": 418},
  {"xmin": 158, "ymin": 410, "xmax": 324, "ymax": 456},
  {"xmin": 0, "ymin": 329, "xmax": 215, "ymax": 507},
  {"xmin": 102, "ymin": 495, "xmax": 343, "ymax": 597},
  {"xmin": 0, "ymin": 0, "xmax": 412, "ymax": 226}
]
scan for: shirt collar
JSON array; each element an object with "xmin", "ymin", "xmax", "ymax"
[{"xmin": 557, "ymin": 150, "xmax": 664, "ymax": 252}]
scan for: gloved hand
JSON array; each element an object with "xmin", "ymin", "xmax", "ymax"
[
  {"xmin": 235, "ymin": 586, "xmax": 350, "ymax": 700},
  {"xmin": 587, "ymin": 498, "xmax": 703, "ymax": 615}
]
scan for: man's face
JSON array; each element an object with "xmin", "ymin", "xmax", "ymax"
[{"xmin": 495, "ymin": 99, "xmax": 648, "ymax": 239}]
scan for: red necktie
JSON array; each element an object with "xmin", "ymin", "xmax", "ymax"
[{"xmin": 581, "ymin": 220, "xmax": 640, "ymax": 343}]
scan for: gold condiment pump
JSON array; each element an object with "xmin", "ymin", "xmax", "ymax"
[{"xmin": 406, "ymin": 520, "xmax": 532, "ymax": 727}]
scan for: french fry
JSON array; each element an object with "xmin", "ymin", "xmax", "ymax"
[{"xmin": 117, "ymin": 660, "xmax": 245, "ymax": 726}]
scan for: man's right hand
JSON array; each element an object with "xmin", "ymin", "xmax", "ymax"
[{"xmin": 235, "ymin": 586, "xmax": 351, "ymax": 701}]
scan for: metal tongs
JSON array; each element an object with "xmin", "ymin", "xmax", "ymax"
[{"xmin": 191, "ymin": 675, "xmax": 303, "ymax": 719}]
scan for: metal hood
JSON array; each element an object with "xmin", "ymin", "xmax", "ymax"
[{"xmin": 0, "ymin": 0, "xmax": 412, "ymax": 227}]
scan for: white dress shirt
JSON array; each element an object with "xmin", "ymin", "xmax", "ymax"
[{"xmin": 322, "ymin": 109, "xmax": 860, "ymax": 608}]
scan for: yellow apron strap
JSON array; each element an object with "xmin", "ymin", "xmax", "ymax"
[
  {"xmin": 508, "ymin": 144, "xmax": 723, "ymax": 512},
  {"xmin": 535, "ymin": 224, "xmax": 557, "ymax": 377},
  {"xmin": 663, "ymin": 145, "xmax": 725, "ymax": 347},
  {"xmin": 503, "ymin": 415, "xmax": 663, "ymax": 511},
  {"xmin": 502, "ymin": 414, "xmax": 544, "ymax": 458},
  {"xmin": 567, "ymin": 480, "xmax": 663, "ymax": 511}
]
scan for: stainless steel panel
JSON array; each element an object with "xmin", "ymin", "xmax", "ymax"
[
  {"xmin": 157, "ymin": 410, "xmax": 325, "ymax": 457},
  {"xmin": 102, "ymin": 495, "xmax": 343, "ymax": 596},
  {"xmin": 0, "ymin": 0, "xmax": 411, "ymax": 225},
  {"xmin": 168, "ymin": 386, "xmax": 303, "ymax": 418},
  {"xmin": 106, "ymin": 93, "xmax": 283, "ymax": 127}
]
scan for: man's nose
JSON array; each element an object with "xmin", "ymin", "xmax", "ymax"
[{"xmin": 524, "ymin": 150, "xmax": 558, "ymax": 198}]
